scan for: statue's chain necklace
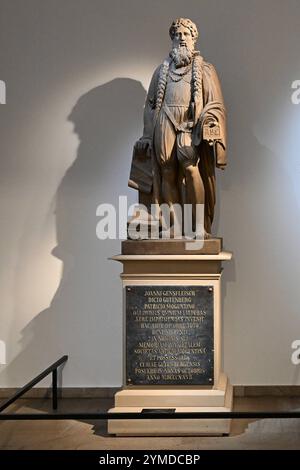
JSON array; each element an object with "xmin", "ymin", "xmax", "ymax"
[{"xmin": 168, "ymin": 63, "xmax": 192, "ymax": 82}]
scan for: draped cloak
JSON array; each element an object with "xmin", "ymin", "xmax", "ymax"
[{"xmin": 128, "ymin": 53, "xmax": 227, "ymax": 234}]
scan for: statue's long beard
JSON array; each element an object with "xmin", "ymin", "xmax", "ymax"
[{"xmin": 170, "ymin": 46, "xmax": 193, "ymax": 68}]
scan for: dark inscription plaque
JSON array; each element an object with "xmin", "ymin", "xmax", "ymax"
[{"xmin": 126, "ymin": 285, "xmax": 214, "ymax": 385}]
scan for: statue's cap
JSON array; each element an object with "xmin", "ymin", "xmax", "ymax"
[{"xmin": 169, "ymin": 18, "xmax": 198, "ymax": 42}]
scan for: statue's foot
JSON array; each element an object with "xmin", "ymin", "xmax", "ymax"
[
  {"xmin": 186, "ymin": 230, "xmax": 212, "ymax": 240},
  {"xmin": 186, "ymin": 231, "xmax": 212, "ymax": 240}
]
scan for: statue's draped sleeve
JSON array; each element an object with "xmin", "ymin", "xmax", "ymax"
[
  {"xmin": 196, "ymin": 62, "xmax": 227, "ymax": 232},
  {"xmin": 128, "ymin": 65, "xmax": 161, "ymax": 195},
  {"xmin": 142, "ymin": 65, "xmax": 161, "ymax": 141}
]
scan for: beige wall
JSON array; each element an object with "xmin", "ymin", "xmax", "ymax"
[{"xmin": 0, "ymin": 0, "xmax": 300, "ymax": 386}]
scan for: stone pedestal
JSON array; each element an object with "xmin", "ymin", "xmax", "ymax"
[{"xmin": 108, "ymin": 250, "xmax": 232, "ymax": 436}]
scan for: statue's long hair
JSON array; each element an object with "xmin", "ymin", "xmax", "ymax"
[
  {"xmin": 154, "ymin": 60, "xmax": 170, "ymax": 119},
  {"xmin": 192, "ymin": 53, "xmax": 203, "ymax": 105}
]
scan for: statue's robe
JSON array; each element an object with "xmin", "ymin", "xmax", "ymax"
[{"xmin": 129, "ymin": 52, "xmax": 227, "ymax": 234}]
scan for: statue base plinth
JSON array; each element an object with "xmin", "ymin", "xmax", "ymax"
[
  {"xmin": 108, "ymin": 251, "xmax": 233, "ymax": 436},
  {"xmin": 108, "ymin": 373, "xmax": 232, "ymax": 436},
  {"xmin": 122, "ymin": 237, "xmax": 222, "ymax": 255}
]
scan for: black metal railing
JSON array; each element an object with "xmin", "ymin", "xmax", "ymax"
[
  {"xmin": 1, "ymin": 355, "xmax": 300, "ymax": 421},
  {"xmin": 1, "ymin": 411, "xmax": 300, "ymax": 420},
  {"xmin": 0, "ymin": 355, "xmax": 68, "ymax": 413}
]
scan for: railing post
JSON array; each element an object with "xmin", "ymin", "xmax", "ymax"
[
  {"xmin": 52, "ymin": 369, "xmax": 58, "ymax": 410},
  {"xmin": 0, "ymin": 355, "xmax": 67, "ymax": 413}
]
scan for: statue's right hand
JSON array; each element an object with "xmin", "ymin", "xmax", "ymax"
[{"xmin": 134, "ymin": 138, "xmax": 152, "ymax": 156}]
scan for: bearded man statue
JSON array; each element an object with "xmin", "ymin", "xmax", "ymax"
[{"xmin": 129, "ymin": 18, "xmax": 227, "ymax": 238}]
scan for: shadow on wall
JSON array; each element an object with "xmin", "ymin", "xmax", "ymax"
[
  {"xmin": 2, "ymin": 75, "xmax": 300, "ymax": 390},
  {"xmin": 2, "ymin": 78, "xmax": 146, "ymax": 387}
]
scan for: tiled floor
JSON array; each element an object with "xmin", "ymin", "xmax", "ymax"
[{"xmin": 0, "ymin": 397, "xmax": 300, "ymax": 449}]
